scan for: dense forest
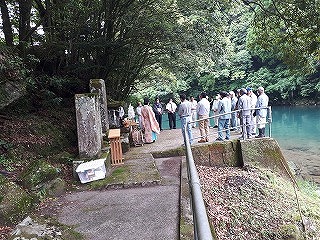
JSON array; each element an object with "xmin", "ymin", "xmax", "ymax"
[{"xmin": 0, "ymin": 0, "xmax": 319, "ymax": 108}]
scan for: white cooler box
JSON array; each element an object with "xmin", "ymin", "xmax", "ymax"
[{"xmin": 76, "ymin": 158, "xmax": 106, "ymax": 183}]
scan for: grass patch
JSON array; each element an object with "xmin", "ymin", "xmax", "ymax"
[{"xmin": 89, "ymin": 166, "xmax": 131, "ymax": 189}]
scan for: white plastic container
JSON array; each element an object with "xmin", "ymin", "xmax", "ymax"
[{"xmin": 76, "ymin": 158, "xmax": 106, "ymax": 183}]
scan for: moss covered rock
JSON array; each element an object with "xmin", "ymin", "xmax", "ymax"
[
  {"xmin": 278, "ymin": 223, "xmax": 304, "ymax": 240},
  {"xmin": 0, "ymin": 180, "xmax": 36, "ymax": 225},
  {"xmin": 19, "ymin": 160, "xmax": 61, "ymax": 190},
  {"xmin": 45, "ymin": 178, "xmax": 66, "ymax": 197}
]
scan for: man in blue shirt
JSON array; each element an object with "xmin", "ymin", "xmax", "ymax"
[{"xmin": 216, "ymin": 91, "xmax": 231, "ymax": 141}]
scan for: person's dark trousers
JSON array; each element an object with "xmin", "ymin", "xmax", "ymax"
[
  {"xmin": 156, "ymin": 114, "xmax": 162, "ymax": 130},
  {"xmin": 168, "ymin": 112, "xmax": 176, "ymax": 129}
]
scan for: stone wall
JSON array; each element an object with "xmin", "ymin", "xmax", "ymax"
[
  {"xmin": 192, "ymin": 140, "xmax": 242, "ymax": 167},
  {"xmin": 152, "ymin": 138, "xmax": 295, "ymax": 180},
  {"xmin": 240, "ymin": 138, "xmax": 294, "ymax": 179},
  {"xmin": 191, "ymin": 138, "xmax": 293, "ymax": 179}
]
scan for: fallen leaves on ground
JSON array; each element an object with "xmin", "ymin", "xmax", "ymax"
[
  {"xmin": 0, "ymin": 226, "xmax": 13, "ymax": 240},
  {"xmin": 197, "ymin": 165, "xmax": 307, "ymax": 240}
]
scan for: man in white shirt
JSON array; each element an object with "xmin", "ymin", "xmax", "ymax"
[
  {"xmin": 238, "ymin": 88, "xmax": 252, "ymax": 139},
  {"xmin": 247, "ymin": 87, "xmax": 257, "ymax": 135},
  {"xmin": 190, "ymin": 96, "xmax": 197, "ymax": 128},
  {"xmin": 136, "ymin": 101, "xmax": 143, "ymax": 128},
  {"xmin": 178, "ymin": 94, "xmax": 193, "ymax": 145},
  {"xmin": 255, "ymin": 87, "xmax": 269, "ymax": 138},
  {"xmin": 229, "ymin": 91, "xmax": 239, "ymax": 131},
  {"xmin": 196, "ymin": 92, "xmax": 210, "ymax": 143},
  {"xmin": 166, "ymin": 98, "xmax": 177, "ymax": 130}
]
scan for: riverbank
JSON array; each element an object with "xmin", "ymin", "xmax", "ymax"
[{"xmin": 282, "ymin": 149, "xmax": 320, "ymax": 185}]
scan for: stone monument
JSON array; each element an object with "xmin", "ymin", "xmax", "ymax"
[
  {"xmin": 89, "ymin": 79, "xmax": 109, "ymax": 134},
  {"xmin": 75, "ymin": 93, "xmax": 102, "ymax": 158}
]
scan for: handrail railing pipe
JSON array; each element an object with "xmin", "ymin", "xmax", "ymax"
[
  {"xmin": 267, "ymin": 106, "xmax": 272, "ymax": 138},
  {"xmin": 190, "ymin": 106, "xmax": 272, "ymax": 141},
  {"xmin": 183, "ymin": 123, "xmax": 214, "ymax": 240}
]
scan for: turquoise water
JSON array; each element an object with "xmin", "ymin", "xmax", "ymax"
[{"xmin": 271, "ymin": 106, "xmax": 320, "ymax": 155}]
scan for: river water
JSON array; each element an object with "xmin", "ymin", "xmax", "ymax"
[
  {"xmin": 271, "ymin": 106, "xmax": 320, "ymax": 155},
  {"xmin": 271, "ymin": 106, "xmax": 320, "ymax": 184},
  {"xmin": 160, "ymin": 105, "xmax": 320, "ymax": 184}
]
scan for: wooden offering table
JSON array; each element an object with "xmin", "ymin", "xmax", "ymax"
[{"xmin": 108, "ymin": 129, "xmax": 123, "ymax": 165}]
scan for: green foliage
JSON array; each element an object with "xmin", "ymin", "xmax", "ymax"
[
  {"xmin": 297, "ymin": 179, "xmax": 320, "ymax": 199},
  {"xmin": 0, "ymin": 45, "xmax": 28, "ymax": 83},
  {"xmin": 131, "ymin": 64, "xmax": 193, "ymax": 103},
  {"xmin": 25, "ymin": 75, "xmax": 86, "ymax": 109},
  {"xmin": 246, "ymin": 0, "xmax": 319, "ymax": 72},
  {"xmin": 0, "ymin": 140, "xmax": 15, "ymax": 171},
  {"xmin": 0, "ymin": 182, "xmax": 37, "ymax": 225},
  {"xmin": 0, "ymin": 139, "xmax": 13, "ymax": 150},
  {"xmin": 0, "ymin": 155, "xmax": 15, "ymax": 172}
]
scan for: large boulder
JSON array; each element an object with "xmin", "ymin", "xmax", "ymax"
[{"xmin": 240, "ymin": 138, "xmax": 294, "ymax": 180}]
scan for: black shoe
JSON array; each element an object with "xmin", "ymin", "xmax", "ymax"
[
  {"xmin": 225, "ymin": 137, "xmax": 230, "ymax": 140},
  {"xmin": 215, "ymin": 138, "xmax": 224, "ymax": 141}
]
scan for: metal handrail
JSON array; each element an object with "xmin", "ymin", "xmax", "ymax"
[
  {"xmin": 182, "ymin": 106, "xmax": 272, "ymax": 240},
  {"xmin": 183, "ymin": 121, "xmax": 214, "ymax": 240},
  {"xmin": 191, "ymin": 106, "xmax": 272, "ymax": 140}
]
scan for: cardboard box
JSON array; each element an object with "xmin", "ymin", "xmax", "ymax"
[{"xmin": 76, "ymin": 158, "xmax": 106, "ymax": 183}]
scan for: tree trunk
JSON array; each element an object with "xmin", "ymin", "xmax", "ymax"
[
  {"xmin": 18, "ymin": 0, "xmax": 32, "ymax": 55},
  {"xmin": 0, "ymin": 0, "xmax": 13, "ymax": 46}
]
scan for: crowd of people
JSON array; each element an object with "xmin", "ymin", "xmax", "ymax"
[{"xmin": 127, "ymin": 86, "xmax": 269, "ymax": 145}]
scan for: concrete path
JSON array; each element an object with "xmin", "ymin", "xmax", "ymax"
[
  {"xmin": 56, "ymin": 155, "xmax": 182, "ymax": 240},
  {"xmin": 54, "ymin": 127, "xmax": 241, "ymax": 240}
]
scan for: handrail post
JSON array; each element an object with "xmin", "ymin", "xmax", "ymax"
[{"xmin": 268, "ymin": 106, "xmax": 272, "ymax": 138}]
